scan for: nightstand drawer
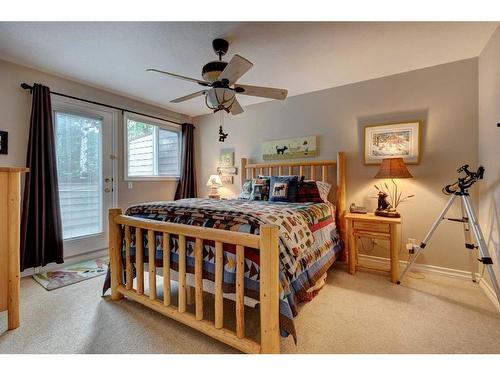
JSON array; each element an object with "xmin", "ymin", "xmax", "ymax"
[{"xmin": 353, "ymin": 221, "xmax": 390, "ymax": 233}]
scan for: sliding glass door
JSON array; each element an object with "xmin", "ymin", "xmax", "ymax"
[{"xmin": 53, "ymin": 99, "xmax": 115, "ymax": 257}]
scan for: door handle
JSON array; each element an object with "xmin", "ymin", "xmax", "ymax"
[
  {"xmin": 104, "ymin": 187, "xmax": 111, "ymax": 193},
  {"xmin": 104, "ymin": 177, "xmax": 113, "ymax": 183}
]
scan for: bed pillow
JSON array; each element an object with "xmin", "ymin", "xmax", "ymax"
[
  {"xmin": 239, "ymin": 179, "xmax": 254, "ymax": 200},
  {"xmin": 269, "ymin": 175, "xmax": 299, "ymax": 202},
  {"xmin": 316, "ymin": 180, "xmax": 332, "ymax": 202},
  {"xmin": 251, "ymin": 176, "xmax": 271, "ymax": 201},
  {"xmin": 295, "ymin": 180, "xmax": 323, "ymax": 203}
]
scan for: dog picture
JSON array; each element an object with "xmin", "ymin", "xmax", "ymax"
[{"xmin": 276, "ymin": 145, "xmax": 288, "ymax": 155}]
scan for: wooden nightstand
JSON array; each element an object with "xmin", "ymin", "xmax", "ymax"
[{"xmin": 345, "ymin": 213, "xmax": 401, "ymax": 283}]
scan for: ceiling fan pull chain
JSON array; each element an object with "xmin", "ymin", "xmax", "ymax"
[{"xmin": 218, "ymin": 111, "xmax": 228, "ymax": 142}]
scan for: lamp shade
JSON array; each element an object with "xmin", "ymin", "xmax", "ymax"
[
  {"xmin": 206, "ymin": 174, "xmax": 223, "ymax": 187},
  {"xmin": 374, "ymin": 158, "xmax": 413, "ymax": 179}
]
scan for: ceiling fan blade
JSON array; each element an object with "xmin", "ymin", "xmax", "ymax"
[
  {"xmin": 218, "ymin": 55, "xmax": 253, "ymax": 84},
  {"xmin": 235, "ymin": 84, "xmax": 288, "ymax": 100},
  {"xmin": 146, "ymin": 68, "xmax": 211, "ymax": 87},
  {"xmin": 229, "ymin": 98, "xmax": 244, "ymax": 115},
  {"xmin": 170, "ymin": 90, "xmax": 207, "ymax": 103}
]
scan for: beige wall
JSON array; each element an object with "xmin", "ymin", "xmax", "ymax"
[
  {"xmin": 478, "ymin": 26, "xmax": 500, "ymax": 285},
  {"xmin": 194, "ymin": 58, "xmax": 479, "ymax": 272},
  {"xmin": 0, "ymin": 59, "xmax": 191, "ymax": 208}
]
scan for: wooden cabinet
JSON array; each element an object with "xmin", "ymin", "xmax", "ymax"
[{"xmin": 0, "ymin": 167, "xmax": 28, "ymax": 330}]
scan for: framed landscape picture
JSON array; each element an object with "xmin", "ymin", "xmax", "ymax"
[
  {"xmin": 364, "ymin": 121, "xmax": 421, "ymax": 164},
  {"xmin": 262, "ymin": 135, "xmax": 317, "ymax": 160}
]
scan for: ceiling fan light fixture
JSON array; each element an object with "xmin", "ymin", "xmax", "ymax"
[
  {"xmin": 206, "ymin": 88, "xmax": 236, "ymax": 113},
  {"xmin": 202, "ymin": 61, "xmax": 228, "ymax": 82}
]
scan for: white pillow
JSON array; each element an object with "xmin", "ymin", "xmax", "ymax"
[{"xmin": 315, "ymin": 181, "xmax": 332, "ymax": 202}]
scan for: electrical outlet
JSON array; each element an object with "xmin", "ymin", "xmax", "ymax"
[
  {"xmin": 128, "ymin": 182, "xmax": 133, "ymax": 189},
  {"xmin": 407, "ymin": 238, "xmax": 417, "ymax": 254}
]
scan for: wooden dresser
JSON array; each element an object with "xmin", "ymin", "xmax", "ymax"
[{"xmin": 0, "ymin": 167, "xmax": 29, "ymax": 330}]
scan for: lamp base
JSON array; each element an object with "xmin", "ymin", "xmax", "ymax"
[
  {"xmin": 374, "ymin": 209, "xmax": 401, "ymax": 218},
  {"xmin": 208, "ymin": 193, "xmax": 221, "ymax": 200}
]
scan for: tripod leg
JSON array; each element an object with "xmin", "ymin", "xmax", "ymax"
[
  {"xmin": 398, "ymin": 194, "xmax": 457, "ymax": 284},
  {"xmin": 460, "ymin": 200, "xmax": 477, "ymax": 282},
  {"xmin": 462, "ymin": 195, "xmax": 500, "ymax": 309}
]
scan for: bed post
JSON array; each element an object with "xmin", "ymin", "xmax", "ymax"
[
  {"xmin": 240, "ymin": 158, "xmax": 248, "ymax": 187},
  {"xmin": 259, "ymin": 224, "xmax": 280, "ymax": 354},
  {"xmin": 109, "ymin": 208, "xmax": 124, "ymax": 301},
  {"xmin": 336, "ymin": 152, "xmax": 347, "ymax": 260}
]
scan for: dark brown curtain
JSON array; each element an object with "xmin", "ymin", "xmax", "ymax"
[
  {"xmin": 174, "ymin": 123, "xmax": 197, "ymax": 199},
  {"xmin": 20, "ymin": 84, "xmax": 64, "ymax": 271}
]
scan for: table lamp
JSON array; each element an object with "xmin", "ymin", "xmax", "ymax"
[
  {"xmin": 206, "ymin": 174, "xmax": 223, "ymax": 199},
  {"xmin": 373, "ymin": 157, "xmax": 413, "ymax": 218}
]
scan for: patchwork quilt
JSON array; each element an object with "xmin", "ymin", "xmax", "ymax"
[{"xmin": 103, "ymin": 198, "xmax": 343, "ymax": 342}]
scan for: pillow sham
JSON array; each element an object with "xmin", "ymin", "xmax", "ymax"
[
  {"xmin": 315, "ymin": 180, "xmax": 332, "ymax": 202},
  {"xmin": 269, "ymin": 175, "xmax": 300, "ymax": 202},
  {"xmin": 239, "ymin": 177, "xmax": 271, "ymax": 201},
  {"xmin": 239, "ymin": 179, "xmax": 253, "ymax": 200},
  {"xmin": 251, "ymin": 176, "xmax": 270, "ymax": 201},
  {"xmin": 295, "ymin": 180, "xmax": 323, "ymax": 203}
]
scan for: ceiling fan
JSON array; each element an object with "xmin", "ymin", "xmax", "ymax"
[{"xmin": 147, "ymin": 38, "xmax": 288, "ymax": 115}]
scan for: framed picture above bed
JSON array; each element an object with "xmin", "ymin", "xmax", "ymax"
[
  {"xmin": 364, "ymin": 121, "xmax": 421, "ymax": 165},
  {"xmin": 262, "ymin": 135, "xmax": 317, "ymax": 160}
]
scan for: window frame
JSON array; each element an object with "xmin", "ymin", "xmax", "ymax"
[{"xmin": 123, "ymin": 112, "xmax": 182, "ymax": 181}]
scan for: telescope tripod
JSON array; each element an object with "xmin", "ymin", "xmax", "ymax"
[{"xmin": 398, "ymin": 190, "xmax": 500, "ymax": 308}]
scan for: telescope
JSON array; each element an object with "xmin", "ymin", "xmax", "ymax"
[
  {"xmin": 399, "ymin": 162, "xmax": 500, "ymax": 309},
  {"xmin": 442, "ymin": 164, "xmax": 485, "ymax": 195}
]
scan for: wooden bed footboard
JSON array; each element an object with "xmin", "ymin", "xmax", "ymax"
[{"xmin": 108, "ymin": 209, "xmax": 280, "ymax": 354}]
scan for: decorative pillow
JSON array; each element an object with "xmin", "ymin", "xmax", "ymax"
[
  {"xmin": 269, "ymin": 176, "xmax": 299, "ymax": 202},
  {"xmin": 295, "ymin": 180, "xmax": 323, "ymax": 203},
  {"xmin": 251, "ymin": 176, "xmax": 270, "ymax": 201},
  {"xmin": 239, "ymin": 179, "xmax": 253, "ymax": 200},
  {"xmin": 315, "ymin": 180, "xmax": 332, "ymax": 202}
]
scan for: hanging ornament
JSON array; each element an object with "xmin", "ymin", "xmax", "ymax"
[{"xmin": 218, "ymin": 110, "xmax": 228, "ymax": 142}]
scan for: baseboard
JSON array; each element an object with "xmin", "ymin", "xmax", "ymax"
[
  {"xmin": 21, "ymin": 248, "xmax": 108, "ymax": 278},
  {"xmin": 358, "ymin": 253, "xmax": 477, "ymax": 280},
  {"xmin": 358, "ymin": 254, "xmax": 500, "ymax": 312},
  {"xmin": 478, "ymin": 277, "xmax": 500, "ymax": 312}
]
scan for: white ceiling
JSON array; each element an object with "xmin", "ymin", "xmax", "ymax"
[{"xmin": 0, "ymin": 22, "xmax": 497, "ymax": 117}]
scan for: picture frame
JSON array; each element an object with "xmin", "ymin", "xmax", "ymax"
[
  {"xmin": 364, "ymin": 121, "xmax": 421, "ymax": 165},
  {"xmin": 262, "ymin": 135, "xmax": 317, "ymax": 160},
  {"xmin": 0, "ymin": 131, "xmax": 8, "ymax": 155},
  {"xmin": 219, "ymin": 149, "xmax": 234, "ymax": 167},
  {"xmin": 217, "ymin": 166, "xmax": 238, "ymax": 175},
  {"xmin": 220, "ymin": 175, "xmax": 234, "ymax": 185}
]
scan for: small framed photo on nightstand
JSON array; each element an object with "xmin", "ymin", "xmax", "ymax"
[{"xmin": 0, "ymin": 131, "xmax": 8, "ymax": 155}]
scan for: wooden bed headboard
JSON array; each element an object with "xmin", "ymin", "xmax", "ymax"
[{"xmin": 240, "ymin": 152, "xmax": 347, "ymax": 251}]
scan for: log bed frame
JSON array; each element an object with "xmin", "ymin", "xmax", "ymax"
[{"xmin": 108, "ymin": 152, "xmax": 346, "ymax": 354}]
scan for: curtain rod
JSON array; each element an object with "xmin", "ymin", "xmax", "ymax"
[{"xmin": 20, "ymin": 82, "xmax": 189, "ymax": 127}]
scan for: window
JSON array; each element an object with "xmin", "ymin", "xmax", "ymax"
[
  {"xmin": 124, "ymin": 113, "xmax": 181, "ymax": 180},
  {"xmin": 54, "ymin": 111, "xmax": 103, "ymax": 240}
]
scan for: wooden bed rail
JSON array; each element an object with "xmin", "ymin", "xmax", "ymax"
[{"xmin": 108, "ymin": 208, "xmax": 280, "ymax": 354}]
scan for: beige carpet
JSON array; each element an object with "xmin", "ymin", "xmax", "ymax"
[{"xmin": 1, "ymin": 263, "xmax": 500, "ymax": 354}]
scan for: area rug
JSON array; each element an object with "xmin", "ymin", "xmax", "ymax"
[{"xmin": 33, "ymin": 257, "xmax": 108, "ymax": 291}]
